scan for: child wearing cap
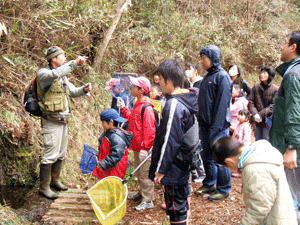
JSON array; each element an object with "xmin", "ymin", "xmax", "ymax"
[
  {"xmin": 117, "ymin": 76, "xmax": 156, "ymax": 211},
  {"xmin": 92, "ymin": 108, "xmax": 133, "ymax": 180}
]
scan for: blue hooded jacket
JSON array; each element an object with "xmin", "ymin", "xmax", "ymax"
[
  {"xmin": 149, "ymin": 89, "xmax": 199, "ymax": 186},
  {"xmin": 198, "ymin": 45, "xmax": 232, "ymax": 145}
]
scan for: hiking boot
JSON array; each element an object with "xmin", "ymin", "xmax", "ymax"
[
  {"xmin": 208, "ymin": 192, "xmax": 229, "ymax": 201},
  {"xmin": 128, "ymin": 192, "xmax": 142, "ymax": 202},
  {"xmin": 194, "ymin": 184, "xmax": 216, "ymax": 195},
  {"xmin": 135, "ymin": 201, "xmax": 154, "ymax": 211}
]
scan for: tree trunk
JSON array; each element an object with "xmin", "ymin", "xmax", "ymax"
[{"xmin": 94, "ymin": 0, "xmax": 131, "ymax": 72}]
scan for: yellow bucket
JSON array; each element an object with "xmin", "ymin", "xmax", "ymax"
[{"xmin": 87, "ymin": 176, "xmax": 128, "ymax": 225}]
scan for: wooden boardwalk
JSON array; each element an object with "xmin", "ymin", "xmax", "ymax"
[{"xmin": 42, "ymin": 188, "xmax": 99, "ymax": 224}]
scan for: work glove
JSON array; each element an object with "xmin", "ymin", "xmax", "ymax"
[
  {"xmin": 254, "ymin": 113, "xmax": 262, "ymax": 123},
  {"xmin": 117, "ymin": 97, "xmax": 125, "ymax": 109}
]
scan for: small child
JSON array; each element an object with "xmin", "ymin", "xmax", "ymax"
[
  {"xmin": 117, "ymin": 76, "xmax": 156, "ymax": 211},
  {"xmin": 153, "ymin": 74, "xmax": 160, "ymax": 85},
  {"xmin": 149, "ymin": 83, "xmax": 165, "ymax": 114},
  {"xmin": 230, "ymin": 84, "xmax": 248, "ymax": 134},
  {"xmin": 150, "ymin": 83, "xmax": 163, "ymax": 101},
  {"xmin": 212, "ymin": 136, "xmax": 297, "ymax": 225},
  {"xmin": 232, "ymin": 109, "xmax": 252, "ymax": 146},
  {"xmin": 92, "ymin": 108, "xmax": 133, "ymax": 180}
]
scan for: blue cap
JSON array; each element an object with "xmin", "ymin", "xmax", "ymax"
[{"xmin": 100, "ymin": 108, "xmax": 127, "ymax": 123}]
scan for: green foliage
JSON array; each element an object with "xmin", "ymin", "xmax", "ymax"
[
  {"xmin": 0, "ymin": 206, "xmax": 32, "ymax": 225},
  {"xmin": 123, "ymin": 165, "xmax": 135, "ymax": 185},
  {"xmin": 1, "ymin": 110, "xmax": 18, "ymax": 125}
]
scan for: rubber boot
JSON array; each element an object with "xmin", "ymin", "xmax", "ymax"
[
  {"xmin": 39, "ymin": 164, "xmax": 58, "ymax": 199},
  {"xmin": 50, "ymin": 160, "xmax": 68, "ymax": 191}
]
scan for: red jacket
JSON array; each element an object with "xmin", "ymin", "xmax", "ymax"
[
  {"xmin": 121, "ymin": 97, "xmax": 156, "ymax": 152},
  {"xmin": 92, "ymin": 128, "xmax": 132, "ymax": 180}
]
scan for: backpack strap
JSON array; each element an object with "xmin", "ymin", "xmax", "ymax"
[{"xmin": 141, "ymin": 102, "xmax": 152, "ymax": 121}]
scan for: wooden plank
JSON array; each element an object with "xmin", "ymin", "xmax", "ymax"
[
  {"xmin": 66, "ymin": 188, "xmax": 87, "ymax": 193},
  {"xmin": 54, "ymin": 198, "xmax": 90, "ymax": 204},
  {"xmin": 57, "ymin": 193, "xmax": 88, "ymax": 198},
  {"xmin": 50, "ymin": 203, "xmax": 94, "ymax": 211},
  {"xmin": 42, "ymin": 189, "xmax": 105, "ymax": 224},
  {"xmin": 44, "ymin": 216, "xmax": 99, "ymax": 223},
  {"xmin": 44, "ymin": 209, "xmax": 96, "ymax": 217}
]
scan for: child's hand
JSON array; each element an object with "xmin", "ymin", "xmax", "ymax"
[
  {"xmin": 96, "ymin": 164, "xmax": 101, "ymax": 169},
  {"xmin": 96, "ymin": 162, "xmax": 103, "ymax": 169},
  {"xmin": 154, "ymin": 172, "xmax": 165, "ymax": 184},
  {"xmin": 117, "ymin": 97, "xmax": 125, "ymax": 109}
]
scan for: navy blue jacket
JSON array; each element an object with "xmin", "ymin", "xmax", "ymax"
[
  {"xmin": 149, "ymin": 89, "xmax": 198, "ymax": 186},
  {"xmin": 198, "ymin": 45, "xmax": 232, "ymax": 145}
]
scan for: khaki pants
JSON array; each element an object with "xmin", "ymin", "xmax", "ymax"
[
  {"xmin": 134, "ymin": 150, "xmax": 154, "ymax": 202},
  {"xmin": 41, "ymin": 118, "xmax": 68, "ymax": 164}
]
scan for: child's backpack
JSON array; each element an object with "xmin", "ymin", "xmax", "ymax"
[
  {"xmin": 141, "ymin": 102, "xmax": 160, "ymax": 130},
  {"xmin": 174, "ymin": 115, "xmax": 203, "ymax": 171},
  {"xmin": 23, "ymin": 78, "xmax": 42, "ymax": 117}
]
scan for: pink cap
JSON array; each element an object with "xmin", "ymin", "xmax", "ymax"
[
  {"xmin": 104, "ymin": 78, "xmax": 121, "ymax": 90},
  {"xmin": 129, "ymin": 76, "xmax": 151, "ymax": 93}
]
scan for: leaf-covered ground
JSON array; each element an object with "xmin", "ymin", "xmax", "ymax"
[{"xmin": 121, "ymin": 177, "xmax": 244, "ymax": 225}]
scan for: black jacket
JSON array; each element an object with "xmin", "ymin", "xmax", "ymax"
[
  {"xmin": 198, "ymin": 45, "xmax": 232, "ymax": 144},
  {"xmin": 98, "ymin": 128, "xmax": 132, "ymax": 170},
  {"xmin": 149, "ymin": 89, "xmax": 198, "ymax": 186}
]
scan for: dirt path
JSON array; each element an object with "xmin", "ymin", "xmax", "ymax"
[{"xmin": 122, "ymin": 177, "xmax": 244, "ymax": 224}]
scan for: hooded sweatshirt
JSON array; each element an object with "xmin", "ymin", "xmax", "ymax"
[
  {"xmin": 198, "ymin": 45, "xmax": 232, "ymax": 145},
  {"xmin": 238, "ymin": 140, "xmax": 297, "ymax": 225},
  {"xmin": 92, "ymin": 127, "xmax": 133, "ymax": 180},
  {"xmin": 149, "ymin": 89, "xmax": 198, "ymax": 186}
]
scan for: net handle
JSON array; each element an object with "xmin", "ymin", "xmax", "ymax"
[{"xmin": 122, "ymin": 149, "xmax": 152, "ymax": 184}]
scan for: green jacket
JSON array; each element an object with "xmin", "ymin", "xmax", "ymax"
[{"xmin": 269, "ymin": 56, "xmax": 300, "ymax": 166}]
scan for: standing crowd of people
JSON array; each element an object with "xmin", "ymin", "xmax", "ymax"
[{"xmin": 35, "ymin": 30, "xmax": 300, "ymax": 224}]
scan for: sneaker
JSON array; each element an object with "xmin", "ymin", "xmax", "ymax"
[
  {"xmin": 135, "ymin": 201, "xmax": 154, "ymax": 211},
  {"xmin": 194, "ymin": 184, "xmax": 216, "ymax": 195},
  {"xmin": 128, "ymin": 192, "xmax": 142, "ymax": 202},
  {"xmin": 193, "ymin": 177, "xmax": 204, "ymax": 183},
  {"xmin": 208, "ymin": 192, "xmax": 229, "ymax": 201}
]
